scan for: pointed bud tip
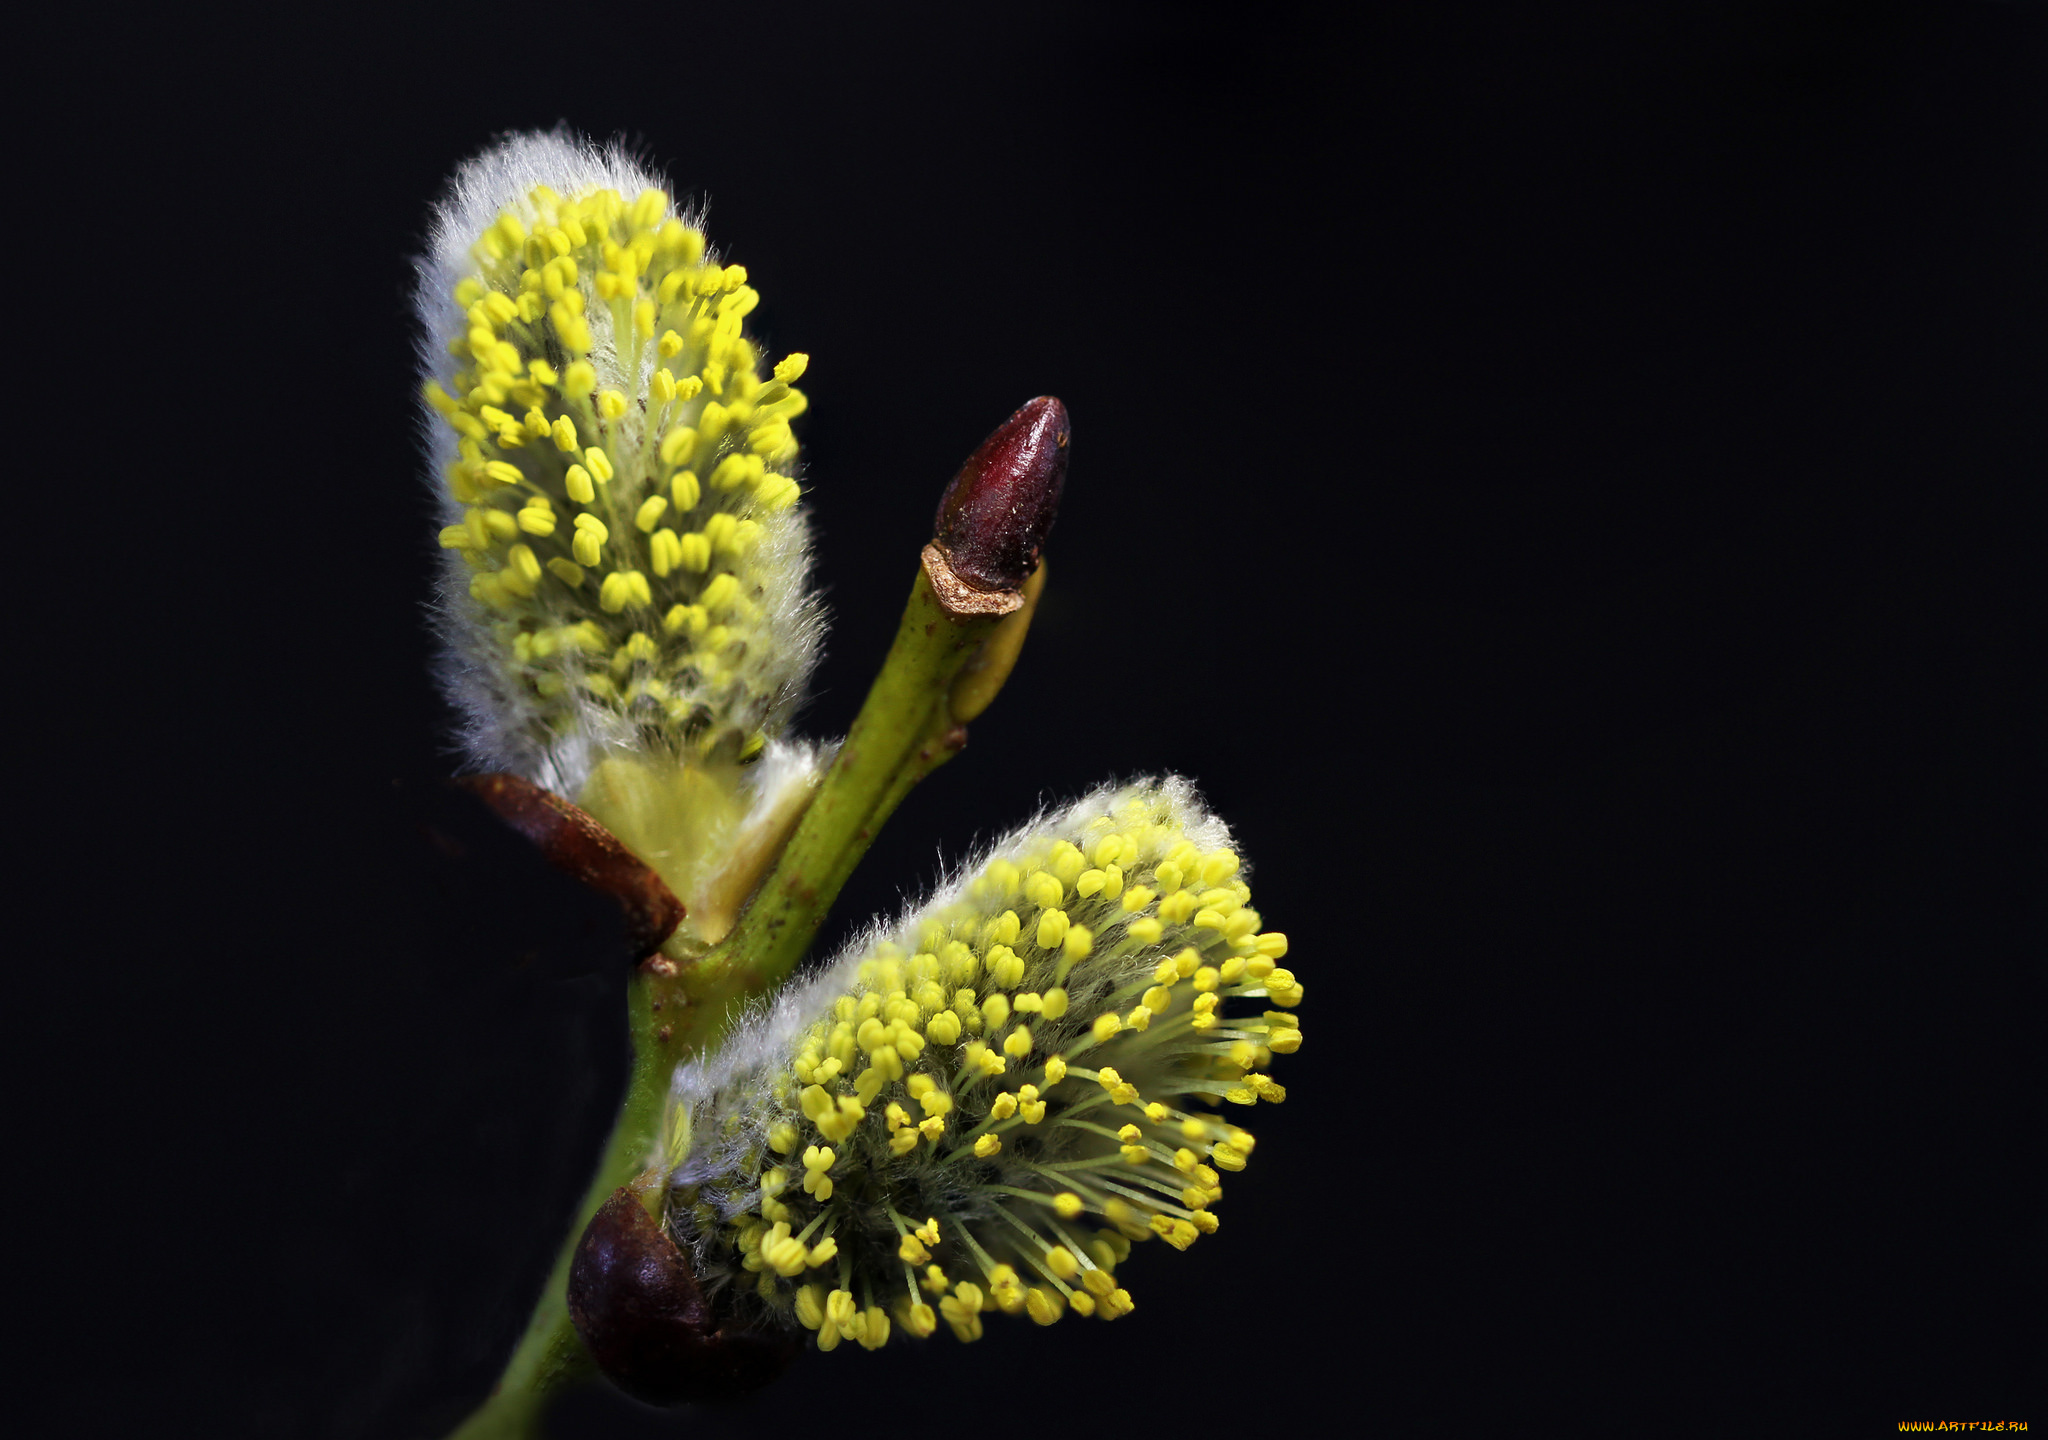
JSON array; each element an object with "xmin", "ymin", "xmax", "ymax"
[{"xmin": 932, "ymin": 395, "xmax": 1069, "ymax": 595}]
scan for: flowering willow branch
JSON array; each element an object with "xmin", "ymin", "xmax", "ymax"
[{"xmin": 412, "ymin": 129, "xmax": 1301, "ymax": 1438}]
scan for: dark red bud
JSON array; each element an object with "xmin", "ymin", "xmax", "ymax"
[
  {"xmin": 456, "ymin": 773, "xmax": 685, "ymax": 960},
  {"xmin": 568, "ymin": 1189, "xmax": 799, "ymax": 1405},
  {"xmin": 932, "ymin": 396, "xmax": 1069, "ymax": 594}
]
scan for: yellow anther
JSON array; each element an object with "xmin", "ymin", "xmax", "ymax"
[
  {"xmin": 563, "ymin": 463, "xmax": 595, "ymax": 504},
  {"xmin": 899, "ymin": 1300, "xmax": 938, "ymax": 1338},
  {"xmin": 1124, "ymin": 1006, "xmax": 1152, "ymax": 1032},
  {"xmin": 635, "ymin": 495, "xmax": 668, "ymax": 532},
  {"xmin": 1052, "ymin": 1192, "xmax": 1084, "ymax": 1220},
  {"xmin": 984, "ymin": 945, "xmax": 1024, "ymax": 989},
  {"xmin": 1091, "ymin": 1014, "xmax": 1122, "ymax": 1043},
  {"xmin": 1025, "ymin": 872, "xmax": 1063, "ymax": 909},
  {"xmin": 767, "ymin": 1122, "xmax": 798, "ymax": 1154},
  {"xmin": 755, "ymin": 472, "xmax": 799, "ymax": 512},
  {"xmin": 1042, "ymin": 1055, "xmax": 1067, "ymax": 1085},
  {"xmin": 675, "ymin": 531, "xmax": 711, "ymax": 572},
  {"xmin": 1122, "ymin": 886, "xmax": 1156, "ymax": 913},
  {"xmin": 571, "ymin": 527, "xmax": 603, "ymax": 568},
  {"xmin": 1062, "ymin": 923, "xmax": 1093, "ymax": 962},
  {"xmin": 670, "ymin": 471, "xmax": 702, "ymax": 512},
  {"xmin": 940, "ymin": 1290, "xmax": 985, "ymax": 1343},
  {"xmin": 1036, "ymin": 909, "xmax": 1069, "ymax": 950},
  {"xmin": 1049, "ymin": 840, "xmax": 1085, "ymax": 884},
  {"xmin": 1002, "ymin": 1024, "xmax": 1033, "ymax": 1059},
  {"xmin": 1024, "ymin": 1288, "xmax": 1063, "ymax": 1326},
  {"xmin": 553, "ymin": 360, "xmax": 592, "ymax": 398},
  {"xmin": 583, "ymin": 446, "xmax": 614, "ymax": 483},
  {"xmin": 649, "ymin": 529, "xmax": 681, "ymax": 577},
  {"xmin": 990, "ymin": 1091, "xmax": 1018, "ymax": 1121},
  {"xmin": 1045, "ymin": 1245, "xmax": 1079, "ymax": 1280},
  {"xmin": 481, "ymin": 460, "xmax": 521, "ymax": 488},
  {"xmin": 554, "ymin": 310, "xmax": 593, "ymax": 354},
  {"xmin": 774, "ymin": 352, "xmax": 808, "ymax": 382},
  {"xmin": 973, "ymin": 1134, "xmax": 1002, "ymax": 1159},
  {"xmin": 1255, "ymin": 932, "xmax": 1289, "ymax": 959},
  {"xmin": 1117, "ymin": 1123, "xmax": 1143, "ymax": 1143},
  {"xmin": 854, "ymin": 1306, "xmax": 891, "ymax": 1351},
  {"xmin": 701, "ymin": 573, "xmax": 740, "ymax": 611},
  {"xmin": 658, "ymin": 427, "xmax": 696, "ymax": 468},
  {"xmin": 761, "ymin": 1222, "xmax": 808, "ymax": 1277},
  {"xmin": 703, "ymin": 511, "xmax": 739, "ymax": 555}
]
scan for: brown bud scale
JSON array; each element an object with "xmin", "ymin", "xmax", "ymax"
[
  {"xmin": 457, "ymin": 773, "xmax": 685, "ymax": 959},
  {"xmin": 932, "ymin": 395, "xmax": 1069, "ymax": 595},
  {"xmin": 568, "ymin": 1188, "xmax": 798, "ymax": 1404}
]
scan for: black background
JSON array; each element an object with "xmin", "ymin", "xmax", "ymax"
[{"xmin": 55, "ymin": 3, "xmax": 2042, "ymax": 1436}]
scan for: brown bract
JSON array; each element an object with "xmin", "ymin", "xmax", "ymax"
[
  {"xmin": 457, "ymin": 773, "xmax": 686, "ymax": 960},
  {"xmin": 921, "ymin": 541, "xmax": 1027, "ymax": 618},
  {"xmin": 567, "ymin": 1188, "xmax": 799, "ymax": 1404}
]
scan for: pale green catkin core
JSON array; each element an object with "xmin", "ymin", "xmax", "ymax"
[{"xmin": 663, "ymin": 780, "xmax": 1303, "ymax": 1350}]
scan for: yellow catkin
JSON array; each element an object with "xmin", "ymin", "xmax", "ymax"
[
  {"xmin": 422, "ymin": 139, "xmax": 818, "ymax": 762},
  {"xmin": 657, "ymin": 780, "xmax": 1297, "ymax": 1353}
]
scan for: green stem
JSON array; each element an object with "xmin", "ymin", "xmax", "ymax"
[
  {"xmin": 446, "ymin": 981, "xmax": 691, "ymax": 1439},
  {"xmin": 682, "ymin": 565, "xmax": 1001, "ymax": 1025}
]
